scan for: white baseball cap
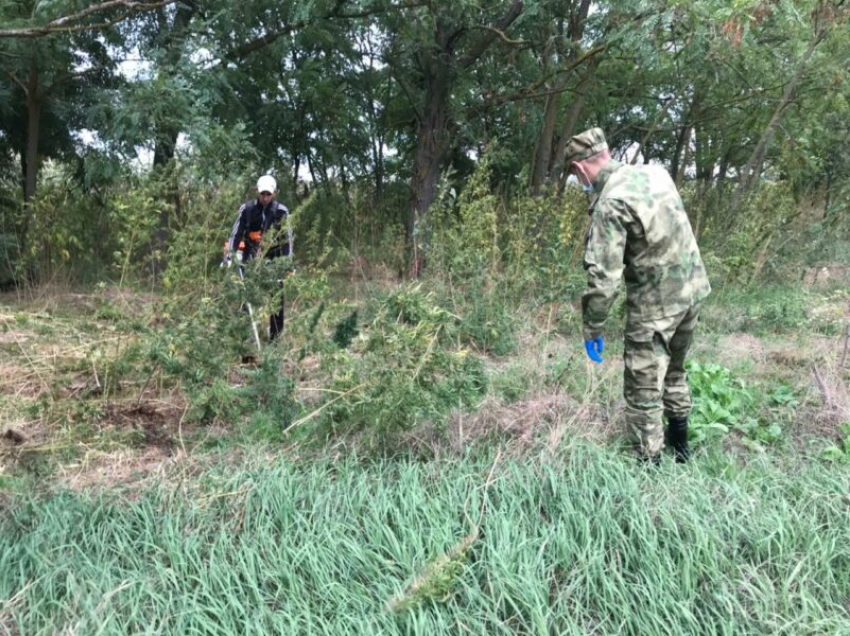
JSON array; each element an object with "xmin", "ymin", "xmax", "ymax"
[{"xmin": 256, "ymin": 175, "xmax": 277, "ymax": 194}]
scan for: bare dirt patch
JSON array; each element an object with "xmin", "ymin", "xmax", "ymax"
[
  {"xmin": 802, "ymin": 265, "xmax": 850, "ymax": 289},
  {"xmin": 103, "ymin": 403, "xmax": 179, "ymax": 450}
]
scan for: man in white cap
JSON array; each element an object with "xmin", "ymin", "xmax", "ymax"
[{"xmin": 224, "ymin": 175, "xmax": 293, "ymax": 348}]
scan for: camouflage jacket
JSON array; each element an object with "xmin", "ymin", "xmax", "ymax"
[{"xmin": 581, "ymin": 160, "xmax": 711, "ymax": 340}]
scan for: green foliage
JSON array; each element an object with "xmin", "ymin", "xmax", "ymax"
[
  {"xmin": 709, "ymin": 286, "xmax": 815, "ymax": 335},
  {"xmin": 822, "ymin": 423, "xmax": 850, "ymax": 464},
  {"xmin": 703, "ymin": 182, "xmax": 799, "ymax": 285},
  {"xmin": 160, "ymin": 170, "xmax": 259, "ymax": 295},
  {"xmin": 489, "ymin": 361, "xmax": 533, "ymax": 402},
  {"xmin": 290, "ymin": 190, "xmax": 348, "ymax": 267},
  {"xmin": 506, "ymin": 186, "xmax": 589, "ymax": 300},
  {"xmin": 688, "ymin": 362, "xmax": 753, "ymax": 445},
  {"xmin": 16, "ymin": 165, "xmax": 118, "ymax": 283},
  {"xmin": 456, "ymin": 281, "xmax": 516, "ymax": 356},
  {"xmin": 332, "ymin": 309, "xmax": 359, "ymax": 348},
  {"xmin": 307, "ymin": 284, "xmax": 486, "ymax": 443},
  {"xmin": 430, "ymin": 152, "xmax": 588, "ymax": 299},
  {"xmin": 687, "ymin": 362, "xmax": 804, "ymax": 449},
  {"xmin": 130, "ymin": 259, "xmax": 297, "ymax": 426},
  {"xmin": 389, "ymin": 531, "xmax": 478, "ymax": 613},
  {"xmin": 238, "ymin": 356, "xmax": 297, "ymax": 439}
]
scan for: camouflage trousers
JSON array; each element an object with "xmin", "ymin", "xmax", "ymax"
[{"xmin": 623, "ymin": 304, "xmax": 702, "ymax": 456}]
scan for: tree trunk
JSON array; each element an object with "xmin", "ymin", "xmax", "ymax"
[
  {"xmin": 292, "ymin": 152, "xmax": 300, "ymax": 194},
  {"xmin": 408, "ymin": 52, "xmax": 451, "ymax": 277},
  {"xmin": 373, "ymin": 138, "xmax": 384, "ymax": 202},
  {"xmin": 406, "ymin": 0, "xmax": 524, "ymax": 277},
  {"xmin": 24, "ymin": 65, "xmax": 41, "ymax": 204},
  {"xmin": 153, "ymin": 129, "xmax": 179, "ymax": 168},
  {"xmin": 671, "ymin": 113, "xmax": 693, "ymax": 186},
  {"xmin": 730, "ymin": 30, "xmax": 823, "ymax": 210},
  {"xmin": 553, "ymin": 75, "xmax": 591, "ymax": 193},
  {"xmin": 530, "ymin": 0, "xmax": 591, "ymax": 195},
  {"xmin": 529, "ymin": 32, "xmax": 558, "ymax": 195},
  {"xmin": 692, "ymin": 104, "xmax": 714, "ymax": 197},
  {"xmin": 529, "ymin": 75, "xmax": 566, "ymax": 195}
]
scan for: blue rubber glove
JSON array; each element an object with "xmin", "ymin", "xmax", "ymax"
[{"xmin": 584, "ymin": 335, "xmax": 604, "ymax": 363}]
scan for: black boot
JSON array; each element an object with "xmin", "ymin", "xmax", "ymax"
[{"xmin": 666, "ymin": 417, "xmax": 691, "ymax": 463}]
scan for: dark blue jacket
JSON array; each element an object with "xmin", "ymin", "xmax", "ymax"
[{"xmin": 227, "ymin": 199, "xmax": 293, "ymax": 260}]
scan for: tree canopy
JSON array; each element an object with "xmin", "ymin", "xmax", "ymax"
[{"xmin": 1, "ymin": 0, "xmax": 848, "ymax": 280}]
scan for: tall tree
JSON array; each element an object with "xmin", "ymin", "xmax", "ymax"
[
  {"xmin": 380, "ymin": 0, "xmax": 526, "ymax": 275},
  {"xmin": 0, "ymin": 2, "xmax": 119, "ymax": 265},
  {"xmin": 528, "ymin": 0, "xmax": 591, "ymax": 195}
]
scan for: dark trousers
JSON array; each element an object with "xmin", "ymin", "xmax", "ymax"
[{"xmin": 269, "ymin": 279, "xmax": 284, "ymax": 340}]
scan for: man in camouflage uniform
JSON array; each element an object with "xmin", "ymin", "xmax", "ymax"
[{"xmin": 566, "ymin": 128, "xmax": 711, "ymax": 462}]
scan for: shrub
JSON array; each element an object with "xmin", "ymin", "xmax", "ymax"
[{"xmin": 305, "ymin": 284, "xmax": 487, "ymax": 444}]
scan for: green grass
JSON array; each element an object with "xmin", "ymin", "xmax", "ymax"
[{"xmin": 3, "ymin": 443, "xmax": 850, "ymax": 635}]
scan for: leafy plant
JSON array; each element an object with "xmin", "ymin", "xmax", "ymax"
[
  {"xmin": 822, "ymin": 423, "xmax": 850, "ymax": 464},
  {"xmin": 688, "ymin": 362, "xmax": 753, "ymax": 445},
  {"xmin": 332, "ymin": 309, "xmax": 359, "ymax": 349}
]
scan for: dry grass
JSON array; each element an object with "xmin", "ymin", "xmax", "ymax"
[
  {"xmin": 56, "ymin": 446, "xmax": 177, "ymax": 493},
  {"xmin": 810, "ymin": 356, "xmax": 850, "ymax": 434},
  {"xmin": 0, "ymin": 289, "xmax": 187, "ymax": 490},
  {"xmin": 406, "ymin": 386, "xmax": 621, "ymax": 460},
  {"xmin": 712, "ymin": 333, "xmax": 767, "ymax": 367},
  {"xmin": 801, "ymin": 264, "xmax": 850, "ymax": 288}
]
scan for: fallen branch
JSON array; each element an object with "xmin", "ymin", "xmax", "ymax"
[{"xmin": 282, "ymin": 383, "xmax": 367, "ymax": 435}]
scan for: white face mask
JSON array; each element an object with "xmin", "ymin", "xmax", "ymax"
[{"xmin": 574, "ymin": 165, "xmax": 593, "ymax": 193}]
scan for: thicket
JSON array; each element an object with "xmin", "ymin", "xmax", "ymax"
[{"xmin": 3, "ymin": 142, "xmax": 848, "ymax": 458}]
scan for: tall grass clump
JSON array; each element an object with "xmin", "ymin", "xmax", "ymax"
[
  {"xmin": 2, "ymin": 443, "xmax": 850, "ymax": 634},
  {"xmin": 425, "ymin": 152, "xmax": 588, "ymax": 357}
]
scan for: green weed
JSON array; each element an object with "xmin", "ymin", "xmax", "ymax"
[
  {"xmin": 302, "ymin": 284, "xmax": 487, "ymax": 443},
  {"xmin": 688, "ymin": 362, "xmax": 753, "ymax": 445},
  {"xmin": 822, "ymin": 423, "xmax": 850, "ymax": 464}
]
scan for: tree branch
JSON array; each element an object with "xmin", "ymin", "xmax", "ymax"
[
  {"xmin": 467, "ymin": 24, "xmax": 528, "ymax": 46},
  {"xmin": 389, "ymin": 61, "xmax": 423, "ymax": 123},
  {"xmin": 458, "ymin": 0, "xmax": 524, "ymax": 70},
  {"xmin": 4, "ymin": 69, "xmax": 28, "ymax": 94},
  {"xmin": 473, "ymin": 44, "xmax": 606, "ymax": 113},
  {"xmin": 228, "ymin": 0, "xmax": 429, "ymax": 60},
  {"xmin": 0, "ymin": 0, "xmax": 176, "ymax": 38}
]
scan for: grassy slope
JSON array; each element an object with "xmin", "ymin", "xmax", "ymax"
[
  {"xmin": 2, "ymin": 444, "xmax": 850, "ymax": 635},
  {"xmin": 1, "ymin": 270, "xmax": 849, "ymax": 635}
]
